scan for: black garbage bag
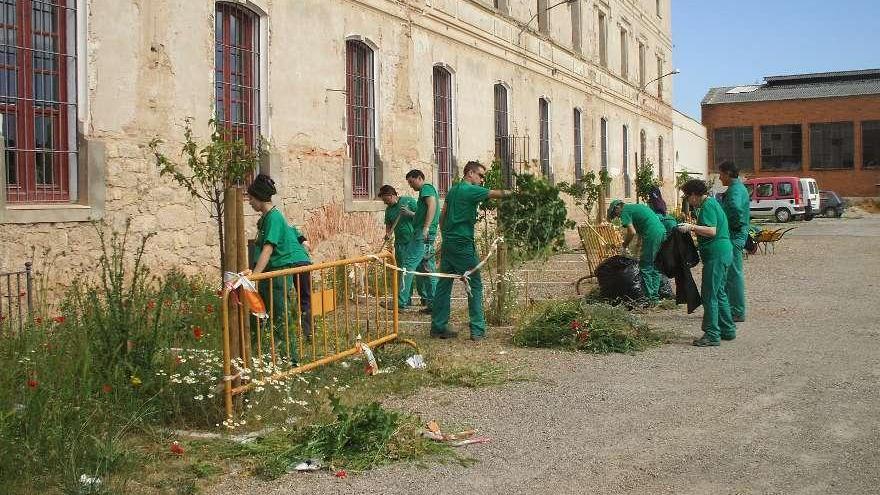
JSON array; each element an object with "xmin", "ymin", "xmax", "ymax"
[
  {"xmin": 658, "ymin": 274, "xmax": 674, "ymax": 300},
  {"xmin": 595, "ymin": 255, "xmax": 644, "ymax": 302}
]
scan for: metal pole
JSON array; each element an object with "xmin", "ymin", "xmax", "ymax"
[{"xmin": 24, "ymin": 262, "xmax": 33, "ymax": 316}]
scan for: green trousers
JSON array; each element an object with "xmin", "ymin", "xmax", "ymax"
[
  {"xmin": 699, "ymin": 245, "xmax": 736, "ymax": 341},
  {"xmin": 639, "ymin": 228, "xmax": 667, "ymax": 303},
  {"xmin": 430, "ymin": 238, "xmax": 486, "ymax": 337},
  {"xmin": 416, "ymin": 239, "xmax": 437, "ymax": 308},
  {"xmin": 397, "ymin": 238, "xmax": 437, "ymax": 308},
  {"xmin": 726, "ymin": 240, "xmax": 746, "ymax": 320}
]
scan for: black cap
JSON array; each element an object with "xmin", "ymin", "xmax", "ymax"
[{"xmin": 247, "ymin": 174, "xmax": 276, "ymax": 202}]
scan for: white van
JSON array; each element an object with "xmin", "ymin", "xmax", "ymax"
[{"xmin": 799, "ymin": 178, "xmax": 820, "ymax": 220}]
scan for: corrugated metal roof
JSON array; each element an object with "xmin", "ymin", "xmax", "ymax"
[{"xmin": 702, "ymin": 68, "xmax": 880, "ymax": 106}]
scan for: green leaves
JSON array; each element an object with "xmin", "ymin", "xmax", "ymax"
[
  {"xmin": 498, "ymin": 173, "xmax": 574, "ymax": 262},
  {"xmin": 635, "ymin": 158, "xmax": 662, "ymax": 202},
  {"xmin": 558, "ymin": 169, "xmax": 611, "ymax": 219}
]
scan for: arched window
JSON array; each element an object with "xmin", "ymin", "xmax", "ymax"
[
  {"xmin": 640, "ymin": 129, "xmax": 647, "ymax": 167},
  {"xmin": 494, "ymin": 83, "xmax": 511, "ymax": 187},
  {"xmin": 658, "ymin": 136, "xmax": 664, "ymax": 180},
  {"xmin": 215, "ymin": 2, "xmax": 260, "ymax": 148},
  {"xmin": 573, "ymin": 108, "xmax": 583, "ymax": 181},
  {"xmin": 346, "ymin": 40, "xmax": 376, "ymax": 198},
  {"xmin": 3, "ymin": 0, "xmax": 79, "ymax": 204},
  {"xmin": 539, "ymin": 97, "xmax": 551, "ymax": 180},
  {"xmin": 433, "ymin": 66, "xmax": 453, "ymax": 194}
]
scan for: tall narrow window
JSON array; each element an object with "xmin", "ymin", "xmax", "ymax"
[
  {"xmin": 622, "ymin": 125, "xmax": 630, "ymax": 198},
  {"xmin": 570, "ymin": 0, "xmax": 582, "ymax": 54},
  {"xmin": 345, "ymin": 40, "xmax": 376, "ymax": 198},
  {"xmin": 657, "ymin": 136, "xmax": 664, "ymax": 180},
  {"xmin": 656, "ymin": 0, "xmax": 662, "ymax": 17},
  {"xmin": 638, "ymin": 41, "xmax": 646, "ymax": 88},
  {"xmin": 573, "ymin": 108, "xmax": 583, "ymax": 181},
  {"xmin": 863, "ymin": 121, "xmax": 880, "ymax": 169},
  {"xmin": 639, "ymin": 129, "xmax": 647, "ymax": 167},
  {"xmin": 537, "ymin": 0, "xmax": 549, "ymax": 34},
  {"xmin": 656, "ymin": 55, "xmax": 664, "ymax": 100},
  {"xmin": 619, "ymin": 29, "xmax": 628, "ymax": 79},
  {"xmin": 597, "ymin": 11, "xmax": 607, "ymax": 68},
  {"xmin": 494, "ymin": 83, "xmax": 511, "ymax": 187},
  {"xmin": 539, "ymin": 97, "xmax": 551, "ymax": 180},
  {"xmin": 433, "ymin": 66, "xmax": 454, "ymax": 194},
  {"xmin": 600, "ymin": 117, "xmax": 609, "ymax": 195},
  {"xmin": 3, "ymin": 0, "xmax": 78, "ymax": 204},
  {"xmin": 216, "ymin": 3, "xmax": 260, "ymax": 151}
]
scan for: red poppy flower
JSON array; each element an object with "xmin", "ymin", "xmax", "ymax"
[
  {"xmin": 174, "ymin": 355, "xmax": 183, "ymax": 365},
  {"xmin": 53, "ymin": 315, "xmax": 65, "ymax": 324},
  {"xmin": 205, "ymin": 304, "xmax": 214, "ymax": 314},
  {"xmin": 146, "ymin": 300, "xmax": 156, "ymax": 310},
  {"xmin": 334, "ymin": 469, "xmax": 347, "ymax": 479},
  {"xmin": 170, "ymin": 441, "xmax": 184, "ymax": 456},
  {"xmin": 27, "ymin": 379, "xmax": 38, "ymax": 389},
  {"xmin": 102, "ymin": 384, "xmax": 113, "ymax": 394},
  {"xmin": 34, "ymin": 317, "xmax": 43, "ymax": 324},
  {"xmin": 192, "ymin": 326, "xmax": 203, "ymax": 340},
  {"xmin": 570, "ymin": 320, "xmax": 581, "ymax": 331}
]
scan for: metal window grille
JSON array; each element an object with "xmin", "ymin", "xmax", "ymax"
[
  {"xmin": 713, "ymin": 126, "xmax": 754, "ymax": 172},
  {"xmin": 657, "ymin": 135, "xmax": 664, "ymax": 180},
  {"xmin": 760, "ymin": 124, "xmax": 802, "ymax": 171},
  {"xmin": 494, "ymin": 83, "xmax": 512, "ymax": 186},
  {"xmin": 600, "ymin": 117, "xmax": 609, "ymax": 195},
  {"xmin": 809, "ymin": 122, "xmax": 854, "ymax": 170},
  {"xmin": 2, "ymin": 0, "xmax": 78, "ymax": 204},
  {"xmin": 622, "ymin": 125, "xmax": 630, "ymax": 197},
  {"xmin": 433, "ymin": 66, "xmax": 453, "ymax": 194},
  {"xmin": 573, "ymin": 108, "xmax": 582, "ymax": 181},
  {"xmin": 539, "ymin": 98, "xmax": 550, "ymax": 180},
  {"xmin": 215, "ymin": 3, "xmax": 260, "ymax": 150},
  {"xmin": 346, "ymin": 40, "xmax": 375, "ymax": 198}
]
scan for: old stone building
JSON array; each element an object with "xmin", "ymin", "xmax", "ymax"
[
  {"xmin": 0, "ymin": 0, "xmax": 676, "ymax": 280},
  {"xmin": 702, "ymin": 69, "xmax": 880, "ymax": 196}
]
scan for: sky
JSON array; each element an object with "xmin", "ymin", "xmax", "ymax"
[{"xmin": 671, "ymin": 0, "xmax": 880, "ymax": 121}]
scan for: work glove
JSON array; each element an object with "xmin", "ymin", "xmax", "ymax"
[{"xmin": 677, "ymin": 223, "xmax": 694, "ymax": 233}]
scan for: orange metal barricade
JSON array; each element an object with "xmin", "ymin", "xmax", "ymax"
[{"xmin": 220, "ymin": 251, "xmax": 417, "ymax": 419}]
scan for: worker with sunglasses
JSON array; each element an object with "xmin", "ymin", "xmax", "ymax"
[{"xmin": 430, "ymin": 160, "xmax": 510, "ymax": 340}]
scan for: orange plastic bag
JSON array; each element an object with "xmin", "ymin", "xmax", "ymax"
[{"xmin": 227, "ymin": 272, "xmax": 268, "ymax": 319}]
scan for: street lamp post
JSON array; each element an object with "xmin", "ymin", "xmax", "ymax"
[
  {"xmin": 640, "ymin": 68, "xmax": 680, "ymax": 93},
  {"xmin": 517, "ymin": 0, "xmax": 578, "ymax": 42}
]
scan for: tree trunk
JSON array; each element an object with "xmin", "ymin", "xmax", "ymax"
[{"xmin": 223, "ymin": 187, "xmax": 242, "ymax": 384}]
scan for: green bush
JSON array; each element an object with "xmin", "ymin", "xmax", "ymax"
[{"xmin": 513, "ymin": 300, "xmax": 669, "ymax": 354}]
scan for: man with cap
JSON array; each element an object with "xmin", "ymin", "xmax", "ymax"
[
  {"xmin": 606, "ymin": 199, "xmax": 668, "ymax": 304},
  {"xmin": 717, "ymin": 161, "xmax": 750, "ymax": 322},
  {"xmin": 406, "ymin": 169, "xmax": 441, "ymax": 312},
  {"xmin": 431, "ymin": 161, "xmax": 510, "ymax": 340},
  {"xmin": 378, "ymin": 185, "xmax": 420, "ymax": 310},
  {"xmin": 246, "ymin": 174, "xmax": 312, "ymax": 363}
]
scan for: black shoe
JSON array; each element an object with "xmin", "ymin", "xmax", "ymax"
[
  {"xmin": 733, "ymin": 316, "xmax": 745, "ymax": 323},
  {"xmin": 430, "ymin": 330, "xmax": 458, "ymax": 339},
  {"xmin": 469, "ymin": 334, "xmax": 485, "ymax": 342},
  {"xmin": 720, "ymin": 334, "xmax": 736, "ymax": 341},
  {"xmin": 693, "ymin": 335, "xmax": 720, "ymax": 347},
  {"xmin": 419, "ymin": 307, "xmax": 432, "ymax": 315}
]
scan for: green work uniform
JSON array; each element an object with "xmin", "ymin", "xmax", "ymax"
[
  {"xmin": 721, "ymin": 178, "xmax": 750, "ymax": 321},
  {"xmin": 657, "ymin": 213, "xmax": 679, "ymax": 234},
  {"xmin": 254, "ymin": 208, "xmax": 312, "ymax": 363},
  {"xmin": 385, "ymin": 196, "xmax": 421, "ymax": 308},
  {"xmin": 695, "ymin": 197, "xmax": 736, "ymax": 342},
  {"xmin": 619, "ymin": 203, "xmax": 668, "ymax": 303},
  {"xmin": 431, "ymin": 181, "xmax": 490, "ymax": 337},
  {"xmin": 413, "ymin": 183, "xmax": 441, "ymax": 308}
]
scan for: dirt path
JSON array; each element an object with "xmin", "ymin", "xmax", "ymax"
[{"xmin": 210, "ymin": 216, "xmax": 880, "ymax": 495}]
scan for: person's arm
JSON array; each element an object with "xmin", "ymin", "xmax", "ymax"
[
  {"xmin": 622, "ymin": 224, "xmax": 636, "ymax": 249},
  {"xmin": 488, "ymin": 189, "xmax": 511, "ymax": 200},
  {"xmin": 438, "ymin": 202, "xmax": 448, "ymax": 231},
  {"xmin": 302, "ymin": 240, "xmax": 312, "ymax": 254},
  {"xmin": 253, "ymin": 244, "xmax": 274, "ymax": 274},
  {"xmin": 691, "ymin": 225, "xmax": 717, "ymax": 238},
  {"xmin": 384, "ymin": 222, "xmax": 393, "ymax": 240},
  {"xmin": 422, "ymin": 196, "xmax": 436, "ymax": 240}
]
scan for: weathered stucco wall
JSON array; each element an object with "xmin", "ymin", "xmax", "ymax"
[{"xmin": 1, "ymin": 0, "xmax": 675, "ymax": 286}]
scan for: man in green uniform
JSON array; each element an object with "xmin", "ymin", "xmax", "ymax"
[
  {"xmin": 406, "ymin": 169, "xmax": 441, "ymax": 313},
  {"xmin": 246, "ymin": 174, "xmax": 313, "ymax": 363},
  {"xmin": 718, "ymin": 161, "xmax": 750, "ymax": 322},
  {"xmin": 678, "ymin": 179, "xmax": 736, "ymax": 346},
  {"xmin": 431, "ymin": 161, "xmax": 510, "ymax": 340},
  {"xmin": 378, "ymin": 185, "xmax": 420, "ymax": 310},
  {"xmin": 606, "ymin": 199, "xmax": 668, "ymax": 304}
]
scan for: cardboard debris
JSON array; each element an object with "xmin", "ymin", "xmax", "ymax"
[{"xmin": 423, "ymin": 420, "xmax": 489, "ymax": 447}]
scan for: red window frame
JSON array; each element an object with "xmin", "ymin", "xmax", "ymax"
[
  {"xmin": 346, "ymin": 40, "xmax": 375, "ymax": 199},
  {"xmin": 2, "ymin": 0, "xmax": 76, "ymax": 204},
  {"xmin": 433, "ymin": 66, "xmax": 453, "ymax": 194},
  {"xmin": 215, "ymin": 3, "xmax": 260, "ymax": 150}
]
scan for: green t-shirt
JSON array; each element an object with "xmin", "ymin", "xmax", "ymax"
[
  {"xmin": 696, "ymin": 197, "xmax": 731, "ymax": 252},
  {"xmin": 440, "ymin": 181, "xmax": 490, "ymax": 242},
  {"xmin": 619, "ymin": 203, "xmax": 666, "ymax": 239},
  {"xmin": 413, "ymin": 183, "xmax": 441, "ymax": 237},
  {"xmin": 255, "ymin": 208, "xmax": 311, "ymax": 269},
  {"xmin": 721, "ymin": 178, "xmax": 751, "ymax": 248},
  {"xmin": 384, "ymin": 196, "xmax": 417, "ymax": 243}
]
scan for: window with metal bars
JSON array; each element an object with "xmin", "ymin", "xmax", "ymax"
[
  {"xmin": 494, "ymin": 83, "xmax": 511, "ymax": 186},
  {"xmin": 215, "ymin": 2, "xmax": 260, "ymax": 153},
  {"xmin": 539, "ymin": 97, "xmax": 550, "ymax": 180},
  {"xmin": 433, "ymin": 66, "xmax": 453, "ymax": 194},
  {"xmin": 346, "ymin": 40, "xmax": 376, "ymax": 198},
  {"xmin": 2, "ymin": 0, "xmax": 77, "ymax": 204},
  {"xmin": 573, "ymin": 108, "xmax": 583, "ymax": 181}
]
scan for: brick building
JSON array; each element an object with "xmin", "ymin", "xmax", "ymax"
[{"xmin": 702, "ymin": 69, "xmax": 880, "ymax": 196}]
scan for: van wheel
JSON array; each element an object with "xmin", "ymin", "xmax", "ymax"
[
  {"xmin": 824, "ymin": 207, "xmax": 838, "ymax": 218},
  {"xmin": 804, "ymin": 213, "xmax": 814, "ymax": 221},
  {"xmin": 774, "ymin": 208, "xmax": 792, "ymax": 223}
]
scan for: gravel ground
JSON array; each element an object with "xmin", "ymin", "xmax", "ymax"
[{"xmin": 208, "ymin": 215, "xmax": 880, "ymax": 495}]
